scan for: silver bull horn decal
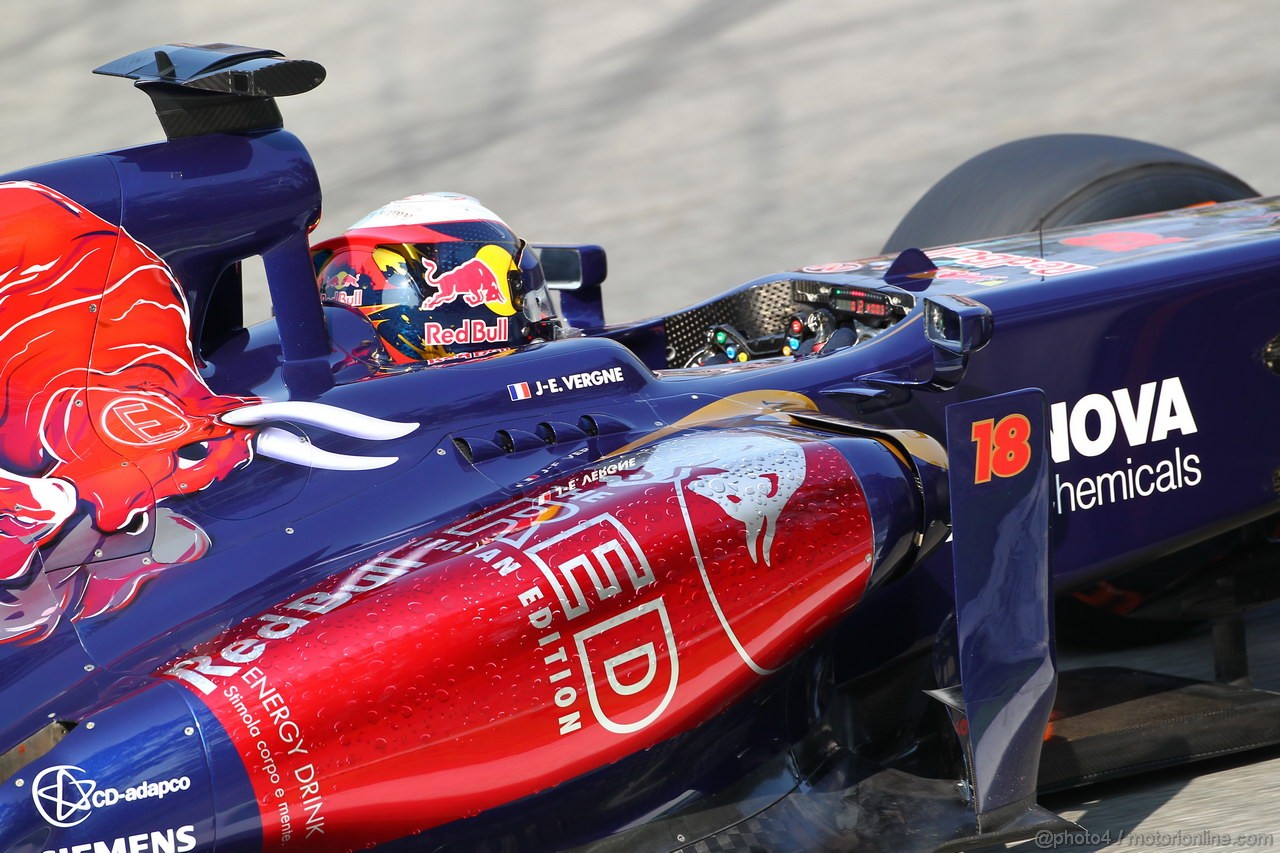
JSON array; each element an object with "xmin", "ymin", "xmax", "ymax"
[
  {"xmin": 254, "ymin": 428, "xmax": 400, "ymax": 471},
  {"xmin": 222, "ymin": 401, "xmax": 419, "ymax": 439},
  {"xmin": 222, "ymin": 402, "xmax": 419, "ymax": 471}
]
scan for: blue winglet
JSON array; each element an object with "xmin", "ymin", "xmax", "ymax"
[{"xmin": 882, "ymin": 247, "xmax": 938, "ymax": 290}]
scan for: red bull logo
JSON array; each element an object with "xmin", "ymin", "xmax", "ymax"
[
  {"xmin": 0, "ymin": 182, "xmax": 259, "ymax": 638},
  {"xmin": 418, "ymin": 246, "xmax": 514, "ymax": 314},
  {"xmin": 0, "ymin": 182, "xmax": 417, "ymax": 643},
  {"xmin": 424, "ymin": 317, "xmax": 509, "ymax": 347}
]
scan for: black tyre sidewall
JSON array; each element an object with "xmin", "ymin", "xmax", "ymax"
[{"xmin": 882, "ymin": 134, "xmax": 1258, "ymax": 253}]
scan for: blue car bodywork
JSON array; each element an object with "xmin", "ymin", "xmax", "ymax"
[{"xmin": 2, "ymin": 43, "xmax": 1279, "ymax": 853}]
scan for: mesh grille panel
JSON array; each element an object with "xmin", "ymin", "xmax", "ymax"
[{"xmin": 664, "ymin": 280, "xmax": 797, "ymax": 367}]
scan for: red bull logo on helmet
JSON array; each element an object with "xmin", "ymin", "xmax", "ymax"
[
  {"xmin": 424, "ymin": 317, "xmax": 509, "ymax": 347},
  {"xmin": 419, "ymin": 244, "xmax": 516, "ymax": 316}
]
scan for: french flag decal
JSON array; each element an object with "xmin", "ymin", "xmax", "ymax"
[{"xmin": 508, "ymin": 382, "xmax": 532, "ymax": 401}]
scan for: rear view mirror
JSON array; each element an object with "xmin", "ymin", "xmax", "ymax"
[
  {"xmin": 535, "ymin": 244, "xmax": 607, "ymax": 329},
  {"xmin": 538, "ymin": 244, "xmax": 607, "ymax": 290},
  {"xmin": 923, "ymin": 294, "xmax": 992, "ymax": 386},
  {"xmin": 924, "ymin": 294, "xmax": 992, "ymax": 356}
]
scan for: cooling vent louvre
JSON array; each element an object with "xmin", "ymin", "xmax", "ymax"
[{"xmin": 452, "ymin": 414, "xmax": 631, "ymax": 464}]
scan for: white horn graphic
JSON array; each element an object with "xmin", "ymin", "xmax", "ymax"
[
  {"xmin": 255, "ymin": 427, "xmax": 400, "ymax": 471},
  {"xmin": 222, "ymin": 402, "xmax": 418, "ymax": 440}
]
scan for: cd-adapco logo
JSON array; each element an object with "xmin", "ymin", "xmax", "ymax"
[
  {"xmin": 33, "ymin": 765, "xmax": 95, "ymax": 827},
  {"xmin": 32, "ymin": 764, "xmax": 191, "ymax": 827}
]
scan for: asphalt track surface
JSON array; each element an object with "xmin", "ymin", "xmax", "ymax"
[{"xmin": 4, "ymin": 3, "xmax": 1280, "ymax": 850}]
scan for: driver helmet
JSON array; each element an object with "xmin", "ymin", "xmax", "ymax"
[{"xmin": 312, "ymin": 193, "xmax": 558, "ymax": 363}]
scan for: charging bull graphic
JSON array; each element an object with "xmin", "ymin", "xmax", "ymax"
[
  {"xmin": 624, "ymin": 432, "xmax": 807, "ymax": 566},
  {"xmin": 418, "ymin": 248, "xmax": 512, "ymax": 314},
  {"xmin": 0, "ymin": 182, "xmax": 416, "ymax": 643}
]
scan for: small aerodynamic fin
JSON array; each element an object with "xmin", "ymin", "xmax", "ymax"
[
  {"xmin": 882, "ymin": 247, "xmax": 937, "ymax": 291},
  {"xmin": 93, "ymin": 43, "xmax": 326, "ymax": 139}
]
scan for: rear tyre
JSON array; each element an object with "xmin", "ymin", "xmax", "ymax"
[{"xmin": 882, "ymin": 134, "xmax": 1258, "ymax": 253}]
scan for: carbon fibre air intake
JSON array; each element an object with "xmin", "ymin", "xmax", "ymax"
[{"xmin": 93, "ymin": 43, "xmax": 325, "ymax": 139}]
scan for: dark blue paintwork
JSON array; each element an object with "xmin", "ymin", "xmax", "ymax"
[
  {"xmin": 0, "ymin": 683, "xmax": 215, "ymax": 852},
  {"xmin": 944, "ymin": 389, "xmax": 1054, "ymax": 823},
  {"xmin": 4, "ymin": 46, "xmax": 1280, "ymax": 852},
  {"xmin": 5, "ymin": 129, "xmax": 325, "ymax": 369}
]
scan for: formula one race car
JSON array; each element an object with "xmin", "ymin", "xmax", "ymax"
[{"xmin": 2, "ymin": 44, "xmax": 1280, "ymax": 853}]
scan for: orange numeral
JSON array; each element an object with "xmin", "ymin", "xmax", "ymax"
[{"xmin": 971, "ymin": 414, "xmax": 1032, "ymax": 484}]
